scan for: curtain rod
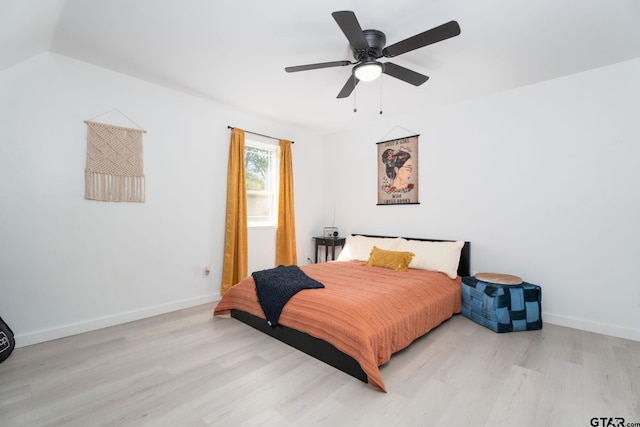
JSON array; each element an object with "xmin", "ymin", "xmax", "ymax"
[{"xmin": 227, "ymin": 126, "xmax": 294, "ymax": 144}]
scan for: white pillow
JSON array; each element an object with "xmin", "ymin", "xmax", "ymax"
[
  {"xmin": 336, "ymin": 235, "xmax": 402, "ymax": 261},
  {"xmin": 396, "ymin": 239, "xmax": 464, "ymax": 279}
]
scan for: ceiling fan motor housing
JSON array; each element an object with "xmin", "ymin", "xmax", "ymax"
[{"xmin": 353, "ymin": 29, "xmax": 386, "ymax": 61}]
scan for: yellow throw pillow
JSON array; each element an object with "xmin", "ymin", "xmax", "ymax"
[{"xmin": 364, "ymin": 246, "xmax": 415, "ymax": 271}]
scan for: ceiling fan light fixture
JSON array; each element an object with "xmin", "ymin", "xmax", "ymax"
[{"xmin": 354, "ymin": 61, "xmax": 383, "ymax": 82}]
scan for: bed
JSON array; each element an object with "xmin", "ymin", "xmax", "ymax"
[{"xmin": 214, "ymin": 234, "xmax": 470, "ymax": 391}]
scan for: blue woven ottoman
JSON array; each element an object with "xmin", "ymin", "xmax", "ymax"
[{"xmin": 461, "ymin": 275, "xmax": 542, "ymax": 332}]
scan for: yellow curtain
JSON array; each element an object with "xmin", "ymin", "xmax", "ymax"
[
  {"xmin": 276, "ymin": 139, "xmax": 297, "ymax": 265},
  {"xmin": 221, "ymin": 128, "xmax": 248, "ymax": 295}
]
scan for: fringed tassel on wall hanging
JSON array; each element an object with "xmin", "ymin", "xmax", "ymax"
[{"xmin": 84, "ymin": 120, "xmax": 146, "ymax": 203}]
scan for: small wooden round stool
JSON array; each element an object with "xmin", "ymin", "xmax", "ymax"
[{"xmin": 474, "ymin": 272, "xmax": 523, "ymax": 285}]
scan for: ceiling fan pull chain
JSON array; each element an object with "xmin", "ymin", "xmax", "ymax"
[
  {"xmin": 353, "ymin": 75, "xmax": 358, "ymax": 113},
  {"xmin": 379, "ymin": 74, "xmax": 383, "ymax": 115}
]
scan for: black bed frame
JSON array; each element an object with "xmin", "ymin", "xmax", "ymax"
[{"xmin": 230, "ymin": 235, "xmax": 471, "ymax": 384}]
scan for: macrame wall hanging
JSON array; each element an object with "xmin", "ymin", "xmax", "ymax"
[{"xmin": 83, "ymin": 110, "xmax": 147, "ymax": 203}]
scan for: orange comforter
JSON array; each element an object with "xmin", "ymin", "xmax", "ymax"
[{"xmin": 213, "ymin": 260, "xmax": 462, "ymax": 391}]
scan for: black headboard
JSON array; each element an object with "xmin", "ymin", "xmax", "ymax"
[{"xmin": 353, "ymin": 234, "xmax": 471, "ymax": 277}]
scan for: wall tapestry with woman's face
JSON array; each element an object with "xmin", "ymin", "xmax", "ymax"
[{"xmin": 377, "ymin": 135, "xmax": 419, "ymax": 205}]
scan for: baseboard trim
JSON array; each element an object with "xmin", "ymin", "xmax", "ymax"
[
  {"xmin": 14, "ymin": 294, "xmax": 220, "ymax": 348},
  {"xmin": 16, "ymin": 303, "xmax": 638, "ymax": 347},
  {"xmin": 543, "ymin": 312, "xmax": 640, "ymax": 342}
]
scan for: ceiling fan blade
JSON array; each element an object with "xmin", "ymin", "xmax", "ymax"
[
  {"xmin": 285, "ymin": 60, "xmax": 352, "ymax": 73},
  {"xmin": 383, "ymin": 21, "xmax": 461, "ymax": 58},
  {"xmin": 332, "ymin": 11, "xmax": 369, "ymax": 50},
  {"xmin": 382, "ymin": 62, "xmax": 429, "ymax": 86},
  {"xmin": 337, "ymin": 75, "xmax": 360, "ymax": 98}
]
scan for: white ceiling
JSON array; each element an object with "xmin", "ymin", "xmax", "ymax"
[{"xmin": 2, "ymin": 0, "xmax": 640, "ymax": 135}]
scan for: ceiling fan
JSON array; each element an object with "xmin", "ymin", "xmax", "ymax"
[{"xmin": 285, "ymin": 11, "xmax": 461, "ymax": 99}]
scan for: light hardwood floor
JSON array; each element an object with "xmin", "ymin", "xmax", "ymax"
[{"xmin": 1, "ymin": 303, "xmax": 638, "ymax": 426}]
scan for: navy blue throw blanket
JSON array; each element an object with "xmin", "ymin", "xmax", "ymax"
[{"xmin": 252, "ymin": 265, "xmax": 324, "ymax": 327}]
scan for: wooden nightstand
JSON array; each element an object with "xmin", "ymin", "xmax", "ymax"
[{"xmin": 313, "ymin": 236, "xmax": 346, "ymax": 263}]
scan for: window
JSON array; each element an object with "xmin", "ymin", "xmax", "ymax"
[{"xmin": 245, "ymin": 139, "xmax": 279, "ymax": 227}]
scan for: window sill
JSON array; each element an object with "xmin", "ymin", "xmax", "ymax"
[{"xmin": 248, "ymin": 224, "xmax": 277, "ymax": 230}]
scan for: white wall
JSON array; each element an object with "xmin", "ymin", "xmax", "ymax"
[
  {"xmin": 322, "ymin": 59, "xmax": 640, "ymax": 341},
  {"xmin": 2, "ymin": 51, "xmax": 637, "ymax": 346},
  {"xmin": 0, "ymin": 52, "xmax": 325, "ymax": 346}
]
